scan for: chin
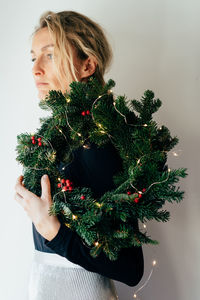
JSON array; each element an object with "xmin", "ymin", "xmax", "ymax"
[{"xmin": 38, "ymin": 90, "xmax": 50, "ymax": 101}]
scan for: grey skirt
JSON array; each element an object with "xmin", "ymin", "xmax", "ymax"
[{"xmin": 28, "ymin": 250, "xmax": 118, "ymax": 300}]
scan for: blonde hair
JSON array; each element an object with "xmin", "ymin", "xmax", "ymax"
[{"xmin": 31, "ymin": 10, "xmax": 113, "ymax": 89}]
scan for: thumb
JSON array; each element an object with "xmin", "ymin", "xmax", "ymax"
[{"xmin": 41, "ymin": 174, "xmax": 52, "ymax": 202}]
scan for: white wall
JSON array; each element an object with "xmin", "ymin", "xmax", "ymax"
[{"xmin": 0, "ymin": 0, "xmax": 199, "ymax": 299}]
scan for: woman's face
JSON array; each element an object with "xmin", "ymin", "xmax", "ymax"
[{"xmin": 31, "ymin": 27, "xmax": 80, "ymax": 100}]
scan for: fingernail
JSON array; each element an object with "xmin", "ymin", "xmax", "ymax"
[{"xmin": 43, "ymin": 174, "xmax": 48, "ymax": 179}]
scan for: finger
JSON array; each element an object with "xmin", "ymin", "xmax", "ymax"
[
  {"xmin": 15, "ymin": 175, "xmax": 28, "ymax": 198},
  {"xmin": 41, "ymin": 174, "xmax": 52, "ymax": 202},
  {"xmin": 14, "ymin": 192, "xmax": 26, "ymax": 208}
]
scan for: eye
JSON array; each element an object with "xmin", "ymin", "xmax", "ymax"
[
  {"xmin": 47, "ymin": 53, "xmax": 53, "ymax": 59},
  {"xmin": 31, "ymin": 53, "xmax": 53, "ymax": 63}
]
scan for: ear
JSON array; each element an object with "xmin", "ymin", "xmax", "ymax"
[{"xmin": 79, "ymin": 56, "xmax": 97, "ymax": 81}]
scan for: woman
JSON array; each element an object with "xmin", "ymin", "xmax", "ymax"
[{"xmin": 14, "ymin": 10, "xmax": 144, "ymax": 300}]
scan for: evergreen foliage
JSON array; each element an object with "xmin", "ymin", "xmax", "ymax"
[{"xmin": 16, "ymin": 77, "xmax": 188, "ymax": 260}]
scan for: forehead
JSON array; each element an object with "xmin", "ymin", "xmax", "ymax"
[{"xmin": 31, "ymin": 27, "xmax": 54, "ymax": 54}]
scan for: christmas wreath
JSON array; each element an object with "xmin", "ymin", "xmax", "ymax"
[{"xmin": 16, "ymin": 77, "xmax": 187, "ymax": 260}]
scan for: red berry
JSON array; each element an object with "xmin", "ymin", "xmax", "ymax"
[
  {"xmin": 68, "ymin": 186, "xmax": 73, "ymax": 191},
  {"xmin": 32, "ymin": 140, "xmax": 36, "ymax": 144},
  {"xmin": 38, "ymin": 142, "xmax": 42, "ymax": 146},
  {"xmin": 138, "ymin": 193, "xmax": 142, "ymax": 198},
  {"xmin": 127, "ymin": 191, "xmax": 131, "ymax": 195},
  {"xmin": 31, "ymin": 136, "xmax": 35, "ymax": 140},
  {"xmin": 86, "ymin": 110, "xmax": 90, "ymax": 115},
  {"xmin": 81, "ymin": 111, "xmax": 86, "ymax": 116},
  {"xmin": 66, "ymin": 179, "xmax": 70, "ymax": 186},
  {"xmin": 37, "ymin": 137, "xmax": 42, "ymax": 142},
  {"xmin": 63, "ymin": 186, "xmax": 68, "ymax": 191},
  {"xmin": 61, "ymin": 179, "xmax": 65, "ymax": 184},
  {"xmin": 134, "ymin": 198, "xmax": 139, "ymax": 203},
  {"xmin": 142, "ymin": 188, "xmax": 146, "ymax": 192},
  {"xmin": 57, "ymin": 183, "xmax": 61, "ymax": 188},
  {"xmin": 80, "ymin": 195, "xmax": 85, "ymax": 200}
]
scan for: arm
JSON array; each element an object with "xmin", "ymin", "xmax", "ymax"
[
  {"xmin": 44, "ymin": 220, "xmax": 144, "ymax": 286},
  {"xmin": 45, "ymin": 141, "xmax": 144, "ymax": 286}
]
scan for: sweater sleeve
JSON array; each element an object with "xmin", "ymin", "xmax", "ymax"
[{"xmin": 44, "ymin": 141, "xmax": 144, "ymax": 286}]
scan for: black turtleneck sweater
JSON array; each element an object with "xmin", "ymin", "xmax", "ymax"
[{"xmin": 31, "ymin": 141, "xmax": 144, "ymax": 287}]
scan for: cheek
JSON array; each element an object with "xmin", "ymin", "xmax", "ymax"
[{"xmin": 51, "ymin": 76, "xmax": 62, "ymax": 89}]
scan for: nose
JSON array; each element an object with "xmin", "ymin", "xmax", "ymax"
[{"xmin": 32, "ymin": 58, "xmax": 45, "ymax": 77}]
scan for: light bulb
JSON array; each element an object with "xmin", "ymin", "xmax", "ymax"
[
  {"xmin": 83, "ymin": 144, "xmax": 90, "ymax": 149},
  {"xmin": 96, "ymin": 202, "xmax": 103, "ymax": 208},
  {"xmin": 173, "ymin": 152, "xmax": 178, "ymax": 157},
  {"xmin": 152, "ymin": 260, "xmax": 157, "ymax": 266}
]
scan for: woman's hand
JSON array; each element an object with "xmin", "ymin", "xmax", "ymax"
[{"xmin": 14, "ymin": 174, "xmax": 61, "ymax": 241}]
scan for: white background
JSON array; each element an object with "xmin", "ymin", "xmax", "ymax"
[{"xmin": 0, "ymin": 0, "xmax": 199, "ymax": 299}]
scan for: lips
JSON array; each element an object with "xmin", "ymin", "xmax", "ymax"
[{"xmin": 36, "ymin": 82, "xmax": 49, "ymax": 87}]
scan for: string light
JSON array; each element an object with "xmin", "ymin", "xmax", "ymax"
[
  {"xmin": 131, "ymin": 224, "xmax": 158, "ymax": 299},
  {"xmin": 143, "ymin": 167, "xmax": 171, "ymax": 193},
  {"xmin": 132, "ymin": 258, "xmax": 157, "ymax": 299},
  {"xmin": 171, "ymin": 150, "xmax": 182, "ymax": 157},
  {"xmin": 27, "ymin": 86, "xmax": 183, "ymax": 300},
  {"xmin": 112, "ymin": 95, "xmax": 151, "ymax": 128},
  {"xmin": 95, "ymin": 202, "xmax": 103, "ymax": 208},
  {"xmin": 83, "ymin": 144, "xmax": 91, "ymax": 149},
  {"xmin": 64, "ymin": 110, "xmax": 86, "ymax": 140},
  {"xmin": 52, "ymin": 189, "xmax": 67, "ymax": 204},
  {"xmin": 97, "ymin": 123, "xmax": 103, "ymax": 128}
]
